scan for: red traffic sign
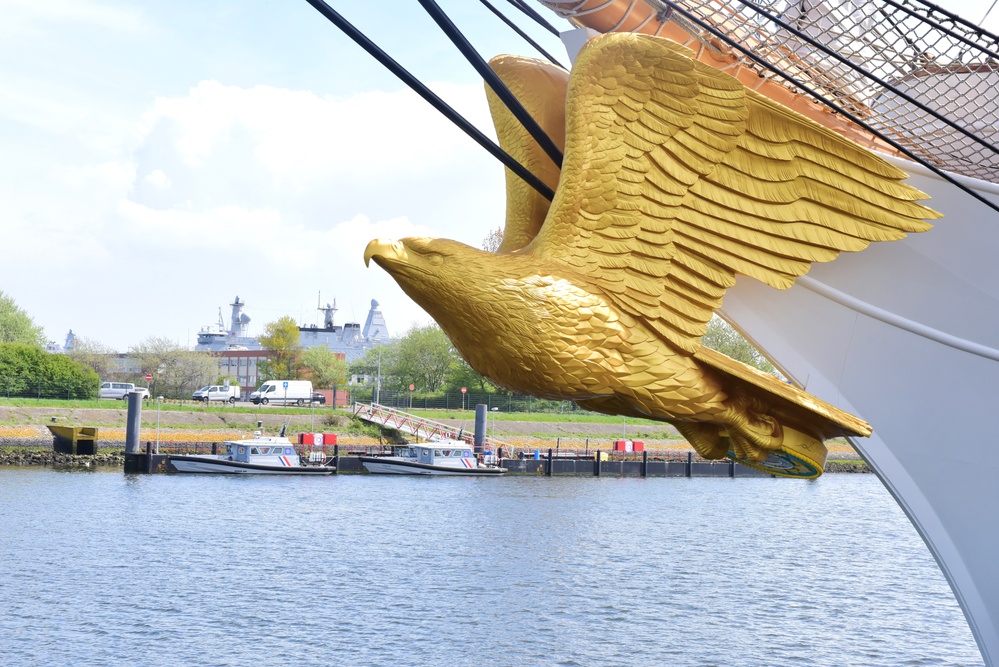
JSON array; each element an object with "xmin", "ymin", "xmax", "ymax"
[
  {"xmin": 144, "ymin": 374, "xmax": 152, "ymax": 382},
  {"xmin": 409, "ymin": 384, "xmax": 415, "ymax": 391},
  {"xmin": 461, "ymin": 387, "xmax": 467, "ymax": 393}
]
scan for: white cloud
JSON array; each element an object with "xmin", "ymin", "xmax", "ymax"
[
  {"xmin": 137, "ymin": 80, "xmax": 494, "ymax": 184},
  {"xmin": 3, "ymin": 77, "xmax": 504, "ymax": 349},
  {"xmin": 144, "ymin": 169, "xmax": 171, "ymax": 189},
  {"xmin": 2, "ymin": 0, "xmax": 148, "ymax": 36}
]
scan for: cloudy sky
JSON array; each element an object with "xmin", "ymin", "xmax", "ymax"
[
  {"xmin": 5, "ymin": 1, "xmax": 998, "ymax": 351},
  {"xmin": 1, "ymin": 0, "xmax": 570, "ymax": 350}
]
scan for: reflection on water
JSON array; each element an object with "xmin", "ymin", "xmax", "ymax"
[{"xmin": 0, "ymin": 469, "xmax": 983, "ymax": 667}]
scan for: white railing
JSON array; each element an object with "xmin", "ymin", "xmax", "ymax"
[{"xmin": 352, "ymin": 402, "xmax": 515, "ymax": 452}]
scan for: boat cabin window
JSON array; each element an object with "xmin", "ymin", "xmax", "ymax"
[
  {"xmin": 434, "ymin": 450, "xmax": 442, "ymax": 456},
  {"xmin": 250, "ymin": 447, "xmax": 261, "ymax": 454},
  {"xmin": 238, "ymin": 447, "xmax": 246, "ymax": 454}
]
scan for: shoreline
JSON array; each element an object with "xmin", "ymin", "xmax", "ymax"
[
  {"xmin": 0, "ymin": 444, "xmax": 870, "ymax": 473},
  {"xmin": 0, "ymin": 403, "xmax": 868, "ymax": 473}
]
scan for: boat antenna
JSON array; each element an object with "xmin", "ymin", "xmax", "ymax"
[
  {"xmin": 656, "ymin": 0, "xmax": 999, "ymax": 216},
  {"xmin": 477, "ymin": 0, "xmax": 566, "ymax": 67},
  {"xmin": 279, "ymin": 423, "xmax": 287, "ymax": 437},
  {"xmin": 302, "ymin": 0, "xmax": 555, "ymax": 202},
  {"xmin": 417, "ymin": 0, "xmax": 564, "ymax": 168}
]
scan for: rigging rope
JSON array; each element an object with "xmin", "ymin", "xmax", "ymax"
[
  {"xmin": 418, "ymin": 0, "xmax": 564, "ymax": 169},
  {"xmin": 302, "ymin": 0, "xmax": 554, "ymax": 201}
]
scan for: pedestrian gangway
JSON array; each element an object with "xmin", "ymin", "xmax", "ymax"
[{"xmin": 352, "ymin": 403, "xmax": 515, "ymax": 452}]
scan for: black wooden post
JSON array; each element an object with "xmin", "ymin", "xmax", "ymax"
[
  {"xmin": 547, "ymin": 448, "xmax": 553, "ymax": 476},
  {"xmin": 145, "ymin": 441, "xmax": 153, "ymax": 474},
  {"xmin": 642, "ymin": 449, "xmax": 648, "ymax": 478},
  {"xmin": 333, "ymin": 443, "xmax": 339, "ymax": 473},
  {"xmin": 686, "ymin": 451, "xmax": 693, "ymax": 478}
]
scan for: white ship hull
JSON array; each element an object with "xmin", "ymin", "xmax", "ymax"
[
  {"xmin": 359, "ymin": 457, "xmax": 506, "ymax": 476},
  {"xmin": 168, "ymin": 455, "xmax": 334, "ymax": 475},
  {"xmin": 720, "ymin": 154, "xmax": 999, "ymax": 665}
]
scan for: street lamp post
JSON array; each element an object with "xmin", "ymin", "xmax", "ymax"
[
  {"xmin": 375, "ymin": 348, "xmax": 381, "ymax": 405},
  {"xmin": 156, "ymin": 396, "xmax": 163, "ymax": 454}
]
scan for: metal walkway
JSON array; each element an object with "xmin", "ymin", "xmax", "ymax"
[{"xmin": 352, "ymin": 402, "xmax": 515, "ymax": 452}]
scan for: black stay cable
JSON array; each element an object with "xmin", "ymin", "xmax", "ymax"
[
  {"xmin": 658, "ymin": 0, "xmax": 999, "ymax": 216},
  {"xmin": 302, "ymin": 0, "xmax": 554, "ymax": 201},
  {"xmin": 503, "ymin": 0, "xmax": 561, "ymax": 36},
  {"xmin": 478, "ymin": 0, "xmax": 567, "ymax": 68},
  {"xmin": 880, "ymin": 0, "xmax": 999, "ymax": 61},
  {"xmin": 733, "ymin": 0, "xmax": 999, "ymax": 159},
  {"xmin": 418, "ymin": 0, "xmax": 564, "ymax": 169}
]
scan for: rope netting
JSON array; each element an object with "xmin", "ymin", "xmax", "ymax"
[{"xmin": 540, "ymin": 0, "xmax": 999, "ymax": 182}]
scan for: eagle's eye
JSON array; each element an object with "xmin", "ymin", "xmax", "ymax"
[{"xmin": 426, "ymin": 253, "xmax": 444, "ymax": 266}]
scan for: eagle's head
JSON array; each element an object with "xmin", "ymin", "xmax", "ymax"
[{"xmin": 363, "ymin": 237, "xmax": 498, "ymax": 325}]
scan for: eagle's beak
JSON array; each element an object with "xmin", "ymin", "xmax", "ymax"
[{"xmin": 364, "ymin": 239, "xmax": 408, "ymax": 267}]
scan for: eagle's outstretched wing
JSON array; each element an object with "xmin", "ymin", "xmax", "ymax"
[
  {"xmin": 524, "ymin": 33, "xmax": 938, "ymax": 354},
  {"xmin": 486, "ymin": 55, "xmax": 568, "ymax": 253}
]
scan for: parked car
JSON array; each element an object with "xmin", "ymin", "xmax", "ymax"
[
  {"xmin": 192, "ymin": 385, "xmax": 241, "ymax": 404},
  {"xmin": 311, "ymin": 391, "xmax": 326, "ymax": 405},
  {"xmin": 99, "ymin": 382, "xmax": 150, "ymax": 400}
]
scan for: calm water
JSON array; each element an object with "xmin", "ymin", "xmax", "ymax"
[{"xmin": 0, "ymin": 469, "xmax": 983, "ymax": 667}]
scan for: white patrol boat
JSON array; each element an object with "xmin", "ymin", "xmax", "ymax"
[
  {"xmin": 168, "ymin": 428, "xmax": 335, "ymax": 475},
  {"xmin": 359, "ymin": 441, "xmax": 506, "ymax": 476}
]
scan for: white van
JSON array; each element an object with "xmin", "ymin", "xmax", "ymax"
[
  {"xmin": 249, "ymin": 380, "xmax": 313, "ymax": 405},
  {"xmin": 192, "ymin": 385, "xmax": 241, "ymax": 404},
  {"xmin": 99, "ymin": 382, "xmax": 150, "ymax": 400}
]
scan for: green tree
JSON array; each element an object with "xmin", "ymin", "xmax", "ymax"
[
  {"xmin": 446, "ymin": 357, "xmax": 494, "ymax": 393},
  {"xmin": 393, "ymin": 323, "xmax": 456, "ymax": 392},
  {"xmin": 258, "ymin": 316, "xmax": 301, "ymax": 379},
  {"xmin": 67, "ymin": 336, "xmax": 117, "ymax": 380},
  {"xmin": 0, "ymin": 291, "xmax": 44, "ymax": 347},
  {"xmin": 482, "ymin": 226, "xmax": 504, "ymax": 253},
  {"xmin": 301, "ymin": 346, "xmax": 349, "ymax": 389},
  {"xmin": 129, "ymin": 337, "xmax": 218, "ymax": 398},
  {"xmin": 701, "ymin": 316, "xmax": 776, "ymax": 375},
  {"xmin": 349, "ymin": 342, "xmax": 398, "ymax": 395},
  {"xmin": 0, "ymin": 343, "xmax": 99, "ymax": 398}
]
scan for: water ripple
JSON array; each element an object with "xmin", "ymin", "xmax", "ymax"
[{"xmin": 0, "ymin": 470, "xmax": 983, "ymax": 666}]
